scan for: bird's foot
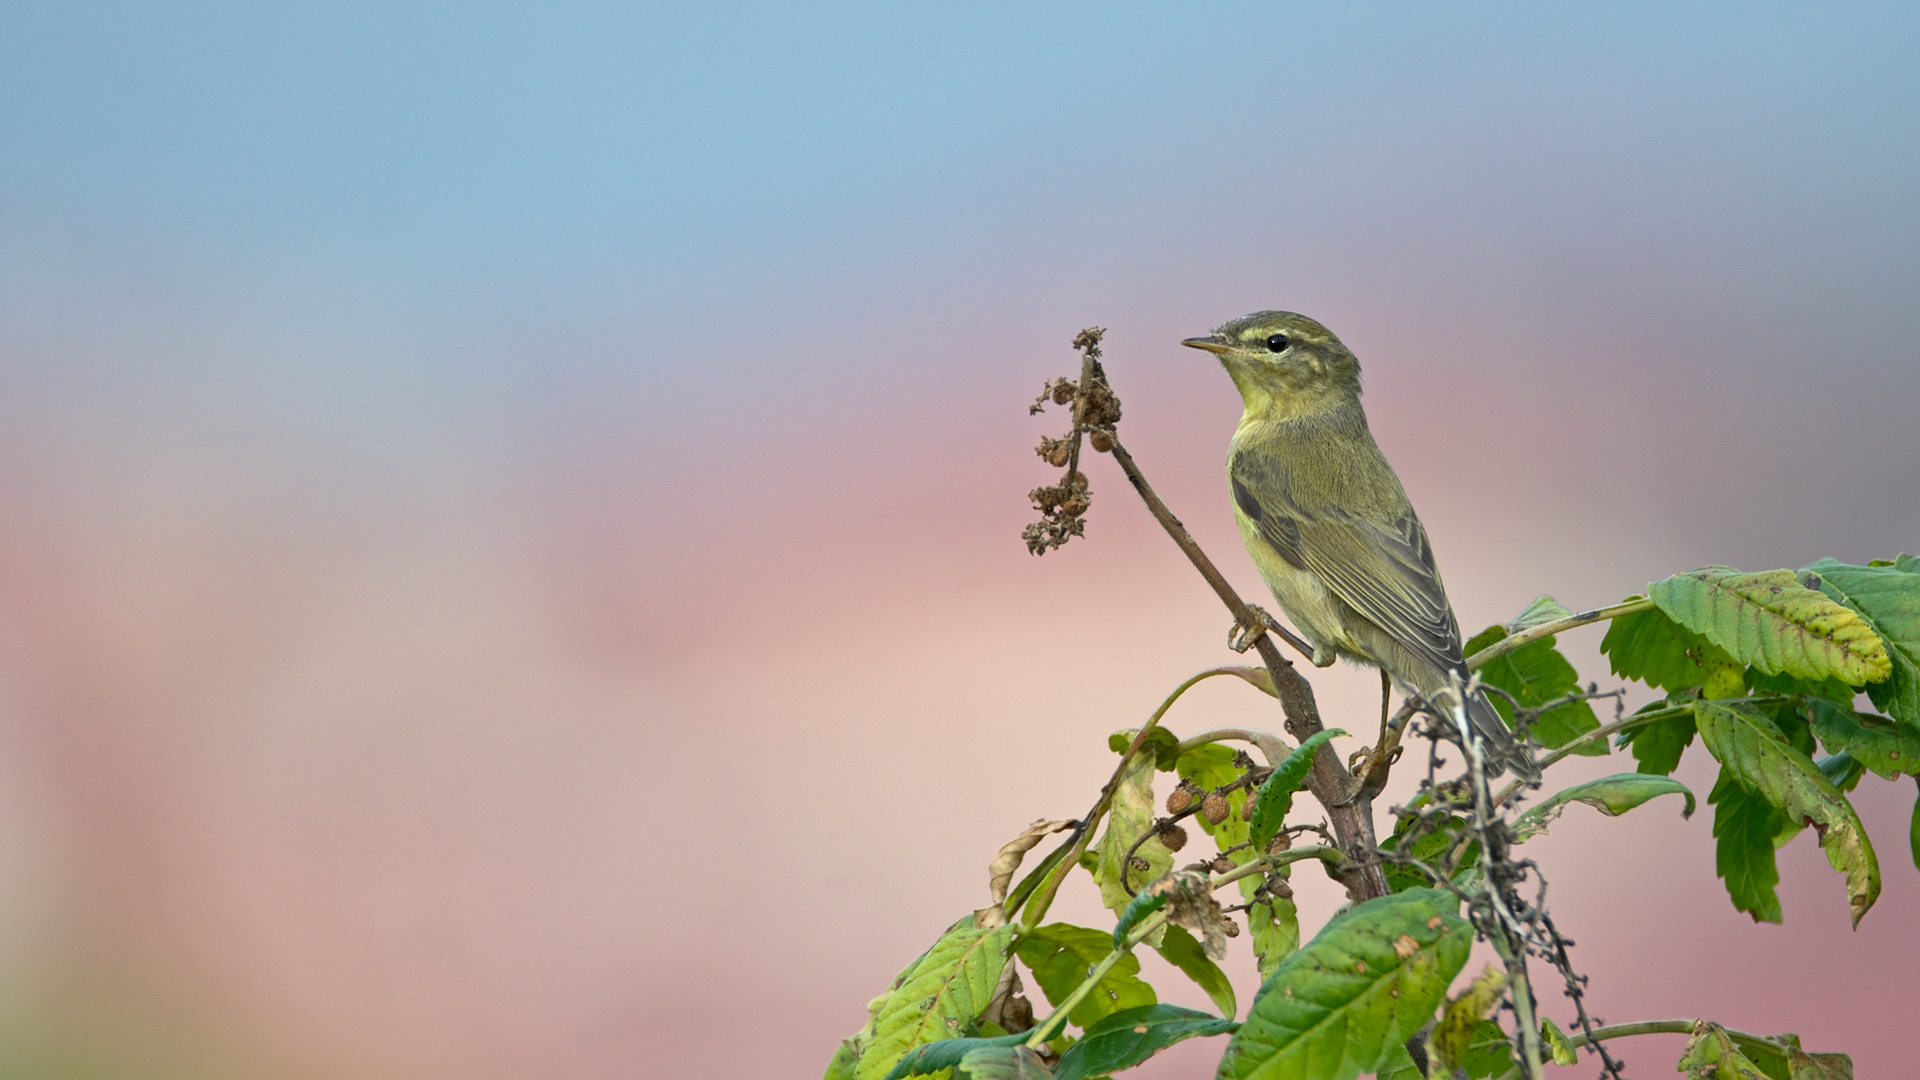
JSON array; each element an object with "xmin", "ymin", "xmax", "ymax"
[{"xmin": 1228, "ymin": 606, "xmax": 1277, "ymax": 653}]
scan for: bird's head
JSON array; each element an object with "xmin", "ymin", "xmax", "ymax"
[{"xmin": 1182, "ymin": 311, "xmax": 1361, "ymax": 421}]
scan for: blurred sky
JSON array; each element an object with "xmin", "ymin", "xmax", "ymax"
[{"xmin": 1, "ymin": 3, "xmax": 1917, "ymax": 1078}]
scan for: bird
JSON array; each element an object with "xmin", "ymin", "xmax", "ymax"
[{"xmin": 1182, "ymin": 310, "xmax": 1537, "ymax": 780}]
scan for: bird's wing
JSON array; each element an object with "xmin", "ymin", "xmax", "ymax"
[{"xmin": 1231, "ymin": 472, "xmax": 1464, "ymax": 674}]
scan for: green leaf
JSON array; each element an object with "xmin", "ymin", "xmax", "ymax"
[
  {"xmin": 1911, "ymin": 776, "xmax": 1920, "ymax": 874},
  {"xmin": 1015, "ymin": 924, "xmax": 1157, "ymax": 1031},
  {"xmin": 1695, "ymin": 699, "xmax": 1882, "ymax": 926},
  {"xmin": 1217, "ymin": 889, "xmax": 1473, "ymax": 1080},
  {"xmin": 1747, "ymin": 667, "xmax": 1858, "ymax": 705},
  {"xmin": 1807, "ymin": 699, "xmax": 1920, "ymax": 779},
  {"xmin": 1150, "ymin": 925, "xmax": 1237, "ymax": 1020},
  {"xmin": 1112, "ymin": 890, "xmax": 1168, "ymax": 949},
  {"xmin": 1804, "ymin": 557, "xmax": 1920, "ymax": 728},
  {"xmin": 1110, "ymin": 726, "xmax": 1182, "ymax": 770},
  {"xmin": 1427, "ymin": 966, "xmax": 1505, "ymax": 1076},
  {"xmin": 1510, "ymin": 773, "xmax": 1694, "ymax": 843},
  {"xmin": 1463, "ymin": 627, "xmax": 1602, "ymax": 752},
  {"xmin": 882, "ymin": 1034, "xmax": 1031, "ymax": 1080},
  {"xmin": 1818, "ymin": 752, "xmax": 1864, "ymax": 793},
  {"xmin": 1249, "ymin": 728, "xmax": 1346, "ymax": 851},
  {"xmin": 1711, "ymin": 768, "xmax": 1784, "ymax": 924},
  {"xmin": 1090, "ymin": 753, "xmax": 1173, "ymax": 925},
  {"xmin": 857, "ymin": 921, "xmax": 1018, "ymax": 1080},
  {"xmin": 1052, "ymin": 1004, "xmax": 1237, "ymax": 1080},
  {"xmin": 1602, "ymin": 606, "xmax": 1745, "ymax": 697},
  {"xmin": 1176, "ymin": 743, "xmax": 1252, "ymax": 850},
  {"xmin": 1617, "ymin": 705, "xmax": 1697, "ymax": 775},
  {"xmin": 1541, "ymin": 1018, "xmax": 1578, "ymax": 1066},
  {"xmin": 1782, "ymin": 1044, "xmax": 1855, "ymax": 1080},
  {"xmin": 1373, "ymin": 1046, "xmax": 1422, "ymax": 1080},
  {"xmin": 952, "ymin": 1045, "xmax": 1053, "ymax": 1080},
  {"xmin": 1651, "ymin": 567, "xmax": 1890, "ymax": 686},
  {"xmin": 1508, "ymin": 595, "xmax": 1572, "ymax": 632},
  {"xmin": 1246, "ymin": 898, "xmax": 1301, "ymax": 980},
  {"xmin": 1380, "ymin": 813, "xmax": 1478, "ymax": 893},
  {"xmin": 826, "ymin": 1039, "xmax": 862, "ymax": 1080},
  {"xmin": 1678, "ymin": 1020, "xmax": 1772, "ymax": 1080}
]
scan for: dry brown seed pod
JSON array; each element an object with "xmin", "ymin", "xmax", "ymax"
[
  {"xmin": 1041, "ymin": 441, "xmax": 1071, "ymax": 467},
  {"xmin": 1266, "ymin": 876, "xmax": 1294, "ymax": 899},
  {"xmin": 1088, "ymin": 429, "xmax": 1113, "ymax": 453},
  {"xmin": 1211, "ymin": 855, "xmax": 1235, "ymax": 874},
  {"xmin": 1201, "ymin": 792, "xmax": 1230, "ymax": 825},
  {"xmin": 1157, "ymin": 824, "xmax": 1189, "ymax": 853},
  {"xmin": 1051, "ymin": 382, "xmax": 1076, "ymax": 405},
  {"xmin": 1223, "ymin": 919, "xmax": 1239, "ymax": 938},
  {"xmin": 1241, "ymin": 793, "xmax": 1257, "ymax": 821},
  {"xmin": 1166, "ymin": 787, "xmax": 1194, "ymax": 815},
  {"xmin": 1059, "ymin": 496, "xmax": 1089, "ymax": 517}
]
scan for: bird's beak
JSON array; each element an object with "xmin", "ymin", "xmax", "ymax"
[{"xmin": 1181, "ymin": 335, "xmax": 1230, "ymax": 355}]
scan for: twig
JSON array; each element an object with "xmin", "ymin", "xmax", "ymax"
[{"xmin": 1465, "ymin": 598, "xmax": 1654, "ymax": 670}]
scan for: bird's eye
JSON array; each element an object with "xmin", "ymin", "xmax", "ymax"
[{"xmin": 1266, "ymin": 334, "xmax": 1290, "ymax": 352}]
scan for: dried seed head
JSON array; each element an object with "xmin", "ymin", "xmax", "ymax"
[
  {"xmin": 1266, "ymin": 875, "xmax": 1294, "ymax": 899},
  {"xmin": 1241, "ymin": 793, "xmax": 1257, "ymax": 821},
  {"xmin": 1223, "ymin": 918, "xmax": 1240, "ymax": 938},
  {"xmin": 1211, "ymin": 855, "xmax": 1234, "ymax": 874},
  {"xmin": 1166, "ymin": 787, "xmax": 1194, "ymax": 815},
  {"xmin": 1157, "ymin": 824, "xmax": 1189, "ymax": 852},
  {"xmin": 1088, "ymin": 429, "xmax": 1113, "ymax": 453},
  {"xmin": 1058, "ymin": 496, "xmax": 1090, "ymax": 517},
  {"xmin": 1201, "ymin": 793, "xmax": 1230, "ymax": 825},
  {"xmin": 1051, "ymin": 382, "xmax": 1076, "ymax": 405}
]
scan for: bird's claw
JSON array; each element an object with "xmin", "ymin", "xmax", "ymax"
[{"xmin": 1229, "ymin": 606, "xmax": 1276, "ymax": 653}]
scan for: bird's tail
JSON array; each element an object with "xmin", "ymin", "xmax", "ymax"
[{"xmin": 1464, "ymin": 688, "xmax": 1541, "ymax": 781}]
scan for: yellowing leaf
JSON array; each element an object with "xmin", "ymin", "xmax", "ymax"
[{"xmin": 1652, "ymin": 567, "xmax": 1890, "ymax": 686}]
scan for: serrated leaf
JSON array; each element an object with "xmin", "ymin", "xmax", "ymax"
[
  {"xmin": 1602, "ymin": 607, "xmax": 1747, "ymax": 696},
  {"xmin": 1806, "ymin": 700, "xmax": 1920, "ymax": 779},
  {"xmin": 1678, "ymin": 1020, "xmax": 1771, "ymax": 1079},
  {"xmin": 1053, "ymin": 1004, "xmax": 1237, "ymax": 1080},
  {"xmin": 1696, "ymin": 700, "xmax": 1881, "ymax": 926},
  {"xmin": 1804, "ymin": 557, "xmax": 1920, "ymax": 729},
  {"xmin": 1510, "ymin": 773, "xmax": 1694, "ymax": 842},
  {"xmin": 1249, "ymin": 729, "xmax": 1345, "ymax": 851},
  {"xmin": 1463, "ymin": 627, "xmax": 1602, "ymax": 751},
  {"xmin": 1247, "ymin": 898, "xmax": 1301, "ymax": 980},
  {"xmin": 1015, "ymin": 924, "xmax": 1157, "ymax": 1031},
  {"xmin": 1540, "ymin": 1018, "xmax": 1578, "ymax": 1066},
  {"xmin": 1711, "ymin": 768, "xmax": 1784, "ymax": 924},
  {"xmin": 1151, "ymin": 925, "xmax": 1237, "ymax": 1019},
  {"xmin": 882, "ymin": 1034, "xmax": 1031, "ymax": 1080},
  {"xmin": 1373, "ymin": 1046, "xmax": 1422, "ymax": 1080},
  {"xmin": 857, "ymin": 922, "xmax": 1018, "ymax": 1080},
  {"xmin": 1652, "ymin": 567, "xmax": 1890, "ymax": 686},
  {"xmin": 1217, "ymin": 889, "xmax": 1472, "ymax": 1080},
  {"xmin": 1617, "ymin": 705, "xmax": 1697, "ymax": 775},
  {"xmin": 1091, "ymin": 752, "xmax": 1173, "ymax": 925}
]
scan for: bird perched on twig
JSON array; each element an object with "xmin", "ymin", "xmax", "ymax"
[{"xmin": 1183, "ymin": 311, "xmax": 1537, "ymax": 780}]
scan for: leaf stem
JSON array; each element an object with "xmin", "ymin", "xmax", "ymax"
[
  {"xmin": 1492, "ymin": 1018, "xmax": 1795, "ymax": 1080},
  {"xmin": 1175, "ymin": 727, "xmax": 1291, "ymax": 768},
  {"xmin": 1465, "ymin": 598, "xmax": 1654, "ymax": 670},
  {"xmin": 1490, "ymin": 704, "xmax": 1691, "ymax": 804}
]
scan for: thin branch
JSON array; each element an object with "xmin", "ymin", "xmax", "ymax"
[
  {"xmin": 1465, "ymin": 598, "xmax": 1654, "ymax": 670},
  {"xmin": 1105, "ymin": 432, "xmax": 1390, "ymax": 900}
]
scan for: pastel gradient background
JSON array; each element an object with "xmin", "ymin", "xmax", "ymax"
[{"xmin": 1, "ymin": 4, "xmax": 1917, "ymax": 1078}]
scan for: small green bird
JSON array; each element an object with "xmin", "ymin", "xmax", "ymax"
[{"xmin": 1183, "ymin": 311, "xmax": 1535, "ymax": 779}]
